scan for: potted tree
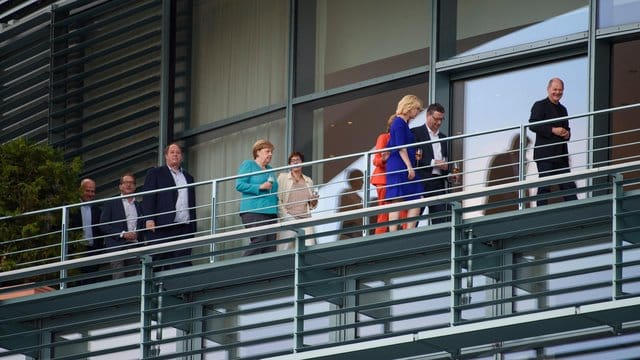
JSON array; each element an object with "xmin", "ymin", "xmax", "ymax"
[{"xmin": 0, "ymin": 138, "xmax": 83, "ymax": 293}]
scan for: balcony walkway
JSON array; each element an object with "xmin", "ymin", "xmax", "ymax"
[{"xmin": 2, "ymin": 161, "xmax": 640, "ymax": 359}]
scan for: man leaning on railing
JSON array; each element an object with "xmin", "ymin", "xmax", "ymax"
[
  {"xmin": 142, "ymin": 143, "xmax": 196, "ymax": 270},
  {"xmin": 100, "ymin": 172, "xmax": 145, "ymax": 279},
  {"xmin": 69, "ymin": 178, "xmax": 105, "ymax": 284}
]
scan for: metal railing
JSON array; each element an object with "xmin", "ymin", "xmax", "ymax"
[
  {"xmin": 0, "ymin": 161, "xmax": 639, "ymax": 359},
  {"xmin": 1, "ymin": 103, "xmax": 640, "ymax": 281},
  {"xmin": 1, "ymin": 103, "xmax": 640, "ymax": 359}
]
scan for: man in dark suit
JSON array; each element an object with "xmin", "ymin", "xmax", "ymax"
[
  {"xmin": 529, "ymin": 77, "xmax": 577, "ymax": 206},
  {"xmin": 69, "ymin": 178, "xmax": 104, "ymax": 284},
  {"xmin": 411, "ymin": 103, "xmax": 455, "ymax": 224},
  {"xmin": 100, "ymin": 172, "xmax": 145, "ymax": 279},
  {"xmin": 143, "ymin": 143, "xmax": 196, "ymax": 270}
]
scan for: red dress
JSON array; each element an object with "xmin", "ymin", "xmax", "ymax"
[{"xmin": 371, "ymin": 132, "xmax": 407, "ymax": 234}]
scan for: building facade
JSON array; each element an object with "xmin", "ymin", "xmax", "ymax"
[
  {"xmin": 2, "ymin": 0, "xmax": 639, "ymax": 195},
  {"xmin": 2, "ymin": 0, "xmax": 640, "ymax": 359}
]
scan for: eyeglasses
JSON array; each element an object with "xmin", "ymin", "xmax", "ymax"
[{"xmin": 121, "ymin": 180, "xmax": 136, "ymax": 185}]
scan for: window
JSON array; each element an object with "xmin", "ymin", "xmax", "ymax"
[
  {"xmin": 452, "ymin": 0, "xmax": 588, "ymax": 58},
  {"xmin": 452, "ymin": 58, "xmax": 589, "ymax": 217},
  {"xmin": 295, "ymin": 0, "xmax": 431, "ymax": 96}
]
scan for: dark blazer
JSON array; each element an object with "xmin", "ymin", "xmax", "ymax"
[
  {"xmin": 69, "ymin": 204, "xmax": 103, "ymax": 249},
  {"xmin": 100, "ymin": 197, "xmax": 145, "ymax": 249},
  {"xmin": 529, "ymin": 97, "xmax": 570, "ymax": 166},
  {"xmin": 411, "ymin": 124, "xmax": 450, "ymax": 183},
  {"xmin": 142, "ymin": 165, "xmax": 196, "ymax": 232}
]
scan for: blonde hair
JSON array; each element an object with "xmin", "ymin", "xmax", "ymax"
[
  {"xmin": 252, "ymin": 139, "xmax": 275, "ymax": 159},
  {"xmin": 396, "ymin": 95, "xmax": 423, "ymax": 117}
]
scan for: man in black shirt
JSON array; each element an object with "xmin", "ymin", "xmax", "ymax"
[{"xmin": 529, "ymin": 77, "xmax": 577, "ymax": 206}]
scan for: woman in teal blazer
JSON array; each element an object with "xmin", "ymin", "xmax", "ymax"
[{"xmin": 235, "ymin": 139, "xmax": 279, "ymax": 255}]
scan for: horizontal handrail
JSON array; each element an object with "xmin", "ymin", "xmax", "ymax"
[
  {"xmin": 3, "ymin": 101, "xmax": 639, "ymax": 222},
  {"xmin": 2, "ymin": 101, "xmax": 640, "ymax": 274},
  {"xmin": 1, "ymin": 159, "xmax": 639, "ymax": 284}
]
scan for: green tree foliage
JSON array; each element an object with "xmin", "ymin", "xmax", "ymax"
[{"xmin": 0, "ymin": 138, "xmax": 83, "ymax": 273}]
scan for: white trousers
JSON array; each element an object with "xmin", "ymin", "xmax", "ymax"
[{"xmin": 277, "ymin": 214, "xmax": 316, "ymax": 250}]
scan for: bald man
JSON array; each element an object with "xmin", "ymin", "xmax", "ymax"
[
  {"xmin": 70, "ymin": 178, "xmax": 104, "ymax": 284},
  {"xmin": 529, "ymin": 77, "xmax": 577, "ymax": 206}
]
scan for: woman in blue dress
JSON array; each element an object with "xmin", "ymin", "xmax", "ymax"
[{"xmin": 385, "ymin": 94, "xmax": 424, "ymax": 231}]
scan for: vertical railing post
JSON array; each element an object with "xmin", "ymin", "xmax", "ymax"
[
  {"xmin": 155, "ymin": 281, "xmax": 164, "ymax": 354},
  {"xmin": 362, "ymin": 151, "xmax": 372, "ymax": 236},
  {"xmin": 612, "ymin": 173, "xmax": 623, "ymax": 300},
  {"xmin": 191, "ymin": 304, "xmax": 204, "ymax": 360},
  {"xmin": 140, "ymin": 255, "xmax": 154, "ymax": 359},
  {"xmin": 518, "ymin": 124, "xmax": 528, "ymax": 210},
  {"xmin": 450, "ymin": 201, "xmax": 463, "ymax": 324},
  {"xmin": 462, "ymin": 227, "xmax": 473, "ymax": 307},
  {"xmin": 293, "ymin": 228, "xmax": 306, "ymax": 352},
  {"xmin": 210, "ymin": 180, "xmax": 217, "ymax": 236},
  {"xmin": 210, "ymin": 180, "xmax": 218, "ymax": 263},
  {"xmin": 60, "ymin": 206, "xmax": 69, "ymax": 289}
]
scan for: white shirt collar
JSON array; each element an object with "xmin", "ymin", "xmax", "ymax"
[{"xmin": 427, "ymin": 124, "xmax": 439, "ymax": 137}]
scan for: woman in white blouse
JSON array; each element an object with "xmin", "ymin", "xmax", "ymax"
[{"xmin": 276, "ymin": 151, "xmax": 319, "ymax": 250}]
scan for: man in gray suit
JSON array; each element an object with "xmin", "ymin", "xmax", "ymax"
[{"xmin": 100, "ymin": 172, "xmax": 145, "ymax": 279}]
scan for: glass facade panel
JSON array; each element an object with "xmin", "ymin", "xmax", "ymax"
[
  {"xmin": 453, "ymin": 0, "xmax": 588, "ymax": 58},
  {"xmin": 598, "ymin": 0, "xmax": 640, "ymax": 28},
  {"xmin": 611, "ymin": 39, "xmax": 640, "ymax": 187},
  {"xmin": 190, "ymin": 0, "xmax": 288, "ymax": 127},
  {"xmin": 189, "ymin": 115, "xmax": 286, "ymax": 256},
  {"xmin": 294, "ymin": 82, "xmax": 428, "ymax": 184},
  {"xmin": 453, "ymin": 57, "xmax": 589, "ymax": 218},
  {"xmin": 295, "ymin": 0, "xmax": 430, "ymax": 96},
  {"xmin": 4, "ymin": 1, "xmax": 640, "ymax": 359},
  {"xmin": 53, "ymin": 321, "xmax": 153, "ymax": 359},
  {"xmin": 294, "ymin": 80, "xmax": 427, "ymax": 242},
  {"xmin": 237, "ymin": 296, "xmax": 293, "ymax": 358}
]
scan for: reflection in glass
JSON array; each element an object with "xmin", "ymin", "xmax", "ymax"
[
  {"xmin": 484, "ymin": 134, "xmax": 532, "ymax": 215},
  {"xmin": 295, "ymin": 82, "xmax": 428, "ymax": 242},
  {"xmin": 598, "ymin": 0, "xmax": 640, "ymax": 28},
  {"xmin": 454, "ymin": 1, "xmax": 588, "ymax": 58},
  {"xmin": 456, "ymin": 57, "xmax": 588, "ymax": 218},
  {"xmin": 611, "ymin": 40, "xmax": 640, "ymax": 187},
  {"xmin": 296, "ymin": 0, "xmax": 430, "ymax": 96},
  {"xmin": 298, "ymin": 84, "xmax": 428, "ymax": 184}
]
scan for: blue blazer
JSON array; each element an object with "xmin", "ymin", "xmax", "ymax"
[
  {"xmin": 142, "ymin": 166, "xmax": 196, "ymax": 232},
  {"xmin": 100, "ymin": 197, "xmax": 145, "ymax": 249}
]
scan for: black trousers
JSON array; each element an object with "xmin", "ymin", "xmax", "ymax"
[
  {"xmin": 423, "ymin": 177, "xmax": 449, "ymax": 224},
  {"xmin": 148, "ymin": 223, "xmax": 194, "ymax": 270},
  {"xmin": 240, "ymin": 213, "xmax": 277, "ymax": 255},
  {"xmin": 79, "ymin": 244, "xmax": 108, "ymax": 285},
  {"xmin": 535, "ymin": 161, "xmax": 577, "ymax": 206}
]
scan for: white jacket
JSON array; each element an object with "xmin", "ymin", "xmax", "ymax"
[{"xmin": 276, "ymin": 171, "xmax": 317, "ymax": 220}]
